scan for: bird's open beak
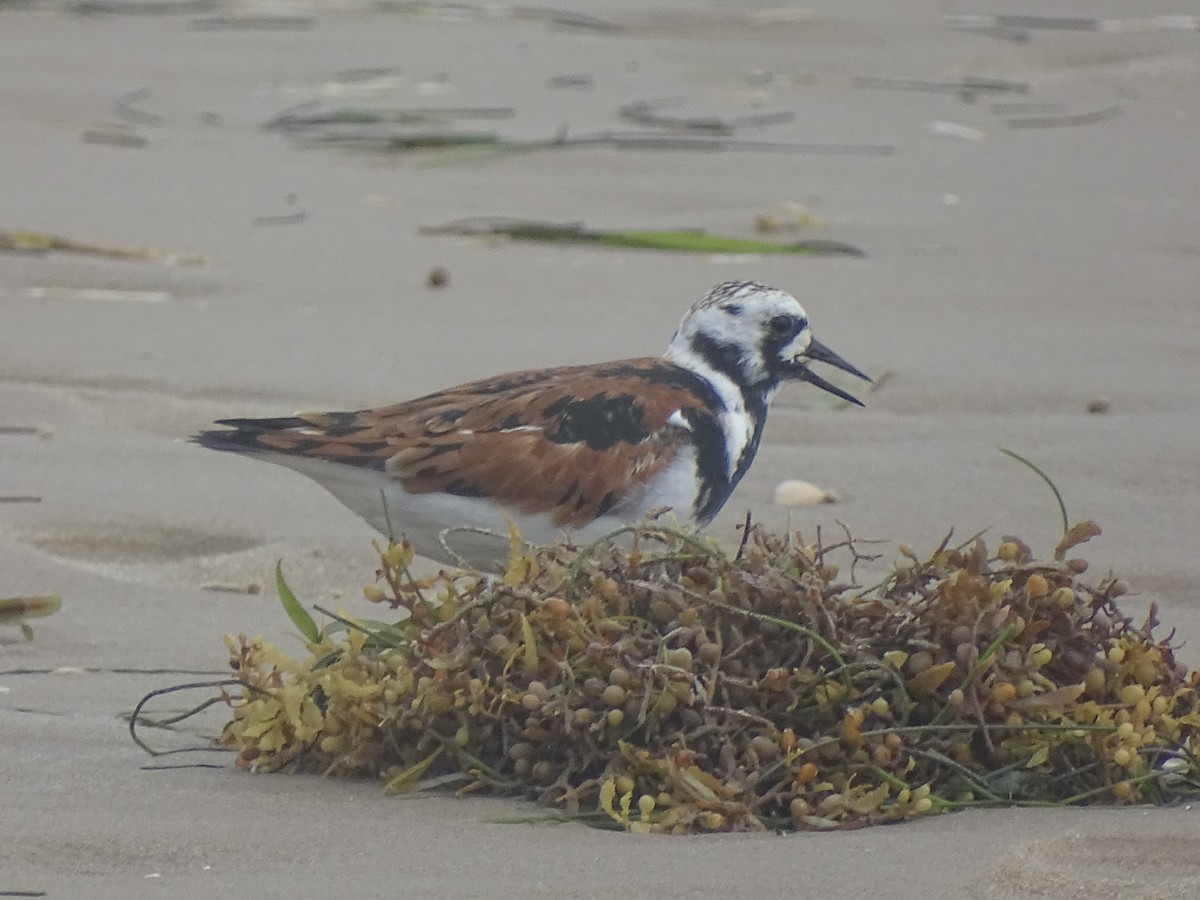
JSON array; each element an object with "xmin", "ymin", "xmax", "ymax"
[{"xmin": 791, "ymin": 338, "xmax": 872, "ymax": 407}]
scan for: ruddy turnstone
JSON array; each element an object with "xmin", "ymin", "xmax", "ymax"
[{"xmin": 194, "ymin": 281, "xmax": 868, "ymax": 566}]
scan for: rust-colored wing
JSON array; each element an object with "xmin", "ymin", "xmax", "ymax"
[{"xmin": 193, "ymin": 359, "xmax": 725, "ymax": 528}]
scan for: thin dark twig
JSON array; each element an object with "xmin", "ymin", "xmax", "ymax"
[
  {"xmin": 129, "ymin": 679, "xmax": 242, "ymax": 757},
  {"xmin": 734, "ymin": 510, "xmax": 753, "ymax": 562},
  {"xmin": 1, "ymin": 667, "xmax": 228, "ymax": 677},
  {"xmin": 141, "ymin": 762, "xmax": 229, "ymax": 770}
]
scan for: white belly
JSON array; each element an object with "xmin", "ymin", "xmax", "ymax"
[{"xmin": 247, "ymin": 447, "xmax": 701, "ymax": 569}]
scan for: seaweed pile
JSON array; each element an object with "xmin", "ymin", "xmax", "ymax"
[{"xmin": 216, "ymin": 520, "xmax": 1200, "ymax": 832}]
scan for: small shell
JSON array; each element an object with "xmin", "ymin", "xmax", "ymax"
[{"xmin": 773, "ymin": 480, "xmax": 838, "ymax": 508}]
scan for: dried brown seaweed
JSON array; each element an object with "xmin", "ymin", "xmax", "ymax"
[
  {"xmin": 208, "ymin": 519, "xmax": 1200, "ymax": 833},
  {"xmin": 1, "ymin": 595, "xmax": 62, "ymax": 641}
]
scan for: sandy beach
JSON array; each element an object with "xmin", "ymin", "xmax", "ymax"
[{"xmin": 3, "ymin": 1, "xmax": 1199, "ymax": 896}]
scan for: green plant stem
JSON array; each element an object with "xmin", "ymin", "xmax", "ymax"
[
  {"xmin": 999, "ymin": 447, "xmax": 1070, "ymax": 533},
  {"xmin": 928, "ymin": 624, "xmax": 1015, "ymax": 727}
]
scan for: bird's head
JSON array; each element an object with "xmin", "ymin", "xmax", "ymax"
[{"xmin": 667, "ymin": 281, "xmax": 870, "ymax": 405}]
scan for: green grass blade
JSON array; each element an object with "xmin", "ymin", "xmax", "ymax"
[
  {"xmin": 998, "ymin": 447, "xmax": 1069, "ymax": 533},
  {"xmin": 419, "ymin": 219, "xmax": 864, "ymax": 255},
  {"xmin": 276, "ymin": 561, "xmax": 320, "ymax": 643},
  {"xmin": 380, "ymin": 490, "xmax": 396, "ymax": 544},
  {"xmin": 598, "ymin": 229, "xmax": 863, "ymax": 255}
]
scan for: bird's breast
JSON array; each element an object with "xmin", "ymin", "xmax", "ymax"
[{"xmin": 617, "ymin": 445, "xmax": 703, "ymax": 524}]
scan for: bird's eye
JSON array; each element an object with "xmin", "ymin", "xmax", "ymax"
[{"xmin": 769, "ymin": 315, "xmax": 801, "ymax": 336}]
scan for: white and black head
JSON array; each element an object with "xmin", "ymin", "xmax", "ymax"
[{"xmin": 666, "ymin": 281, "xmax": 870, "ymax": 406}]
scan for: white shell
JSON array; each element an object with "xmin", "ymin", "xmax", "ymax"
[{"xmin": 773, "ymin": 479, "xmax": 838, "ymax": 508}]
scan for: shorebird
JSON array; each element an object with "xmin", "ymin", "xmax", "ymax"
[{"xmin": 194, "ymin": 281, "xmax": 868, "ymax": 566}]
